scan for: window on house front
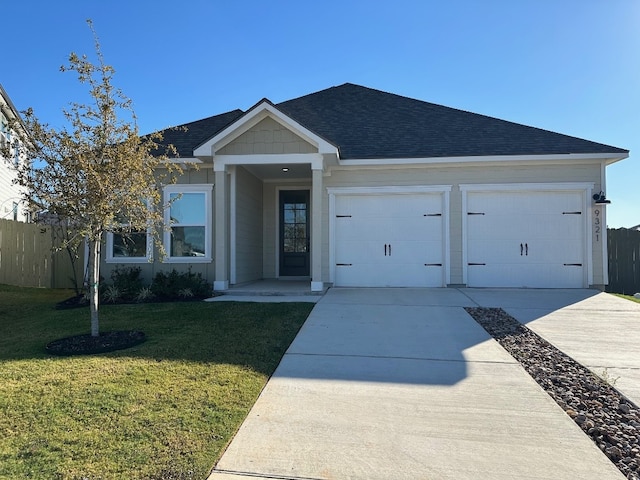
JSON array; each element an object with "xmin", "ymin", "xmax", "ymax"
[
  {"xmin": 163, "ymin": 185, "xmax": 212, "ymax": 262},
  {"xmin": 106, "ymin": 227, "xmax": 152, "ymax": 263},
  {"xmin": 12, "ymin": 202, "xmax": 18, "ymax": 221}
]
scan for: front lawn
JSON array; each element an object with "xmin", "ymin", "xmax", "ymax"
[
  {"xmin": 0, "ymin": 284, "xmax": 313, "ymax": 479},
  {"xmin": 612, "ymin": 293, "xmax": 640, "ymax": 304}
]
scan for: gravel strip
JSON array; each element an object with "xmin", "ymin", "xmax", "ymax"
[{"xmin": 465, "ymin": 307, "xmax": 640, "ymax": 480}]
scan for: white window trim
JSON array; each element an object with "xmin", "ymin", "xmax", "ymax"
[
  {"xmin": 163, "ymin": 184, "xmax": 213, "ymax": 263},
  {"xmin": 105, "ymin": 228, "xmax": 153, "ymax": 264}
]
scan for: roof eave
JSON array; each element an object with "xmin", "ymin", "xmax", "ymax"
[{"xmin": 337, "ymin": 152, "xmax": 629, "ymax": 166}]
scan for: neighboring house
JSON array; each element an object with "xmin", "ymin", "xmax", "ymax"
[
  {"xmin": 0, "ymin": 84, "xmax": 28, "ymax": 222},
  {"xmin": 102, "ymin": 83, "xmax": 629, "ymax": 290}
]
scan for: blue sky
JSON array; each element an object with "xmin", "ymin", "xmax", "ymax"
[{"xmin": 3, "ymin": 0, "xmax": 638, "ymax": 227}]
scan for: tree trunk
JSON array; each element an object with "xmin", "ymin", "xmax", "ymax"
[{"xmin": 88, "ymin": 236, "xmax": 101, "ymax": 337}]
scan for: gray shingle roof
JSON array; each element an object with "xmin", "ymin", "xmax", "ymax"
[
  {"xmin": 150, "ymin": 83, "xmax": 628, "ymax": 159},
  {"xmin": 277, "ymin": 83, "xmax": 628, "ymax": 159},
  {"xmin": 150, "ymin": 109, "xmax": 243, "ymax": 158}
]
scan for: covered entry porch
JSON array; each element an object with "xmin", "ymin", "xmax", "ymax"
[
  {"xmin": 192, "ymin": 98, "xmax": 339, "ymax": 293},
  {"xmin": 212, "ymin": 157, "xmax": 326, "ymax": 293}
]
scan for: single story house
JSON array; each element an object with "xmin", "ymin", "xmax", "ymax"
[{"xmin": 102, "ymin": 83, "xmax": 629, "ymax": 291}]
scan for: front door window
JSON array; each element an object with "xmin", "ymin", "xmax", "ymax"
[{"xmin": 280, "ymin": 190, "xmax": 310, "ymax": 276}]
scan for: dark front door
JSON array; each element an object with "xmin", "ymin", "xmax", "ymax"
[{"xmin": 279, "ymin": 190, "xmax": 310, "ymax": 276}]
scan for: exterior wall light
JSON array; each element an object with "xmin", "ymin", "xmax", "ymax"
[{"xmin": 593, "ymin": 191, "xmax": 611, "ymax": 205}]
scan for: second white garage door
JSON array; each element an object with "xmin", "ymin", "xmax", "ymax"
[
  {"xmin": 333, "ymin": 193, "xmax": 445, "ymax": 287},
  {"xmin": 465, "ymin": 190, "xmax": 587, "ymax": 288}
]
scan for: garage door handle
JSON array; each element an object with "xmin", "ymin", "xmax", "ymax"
[
  {"xmin": 525, "ymin": 243, "xmax": 528, "ymax": 256},
  {"xmin": 520, "ymin": 243, "xmax": 523, "ymax": 256},
  {"xmin": 389, "ymin": 244, "xmax": 391, "ymax": 256},
  {"xmin": 384, "ymin": 244, "xmax": 387, "ymax": 256}
]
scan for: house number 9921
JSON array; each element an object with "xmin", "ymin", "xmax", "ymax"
[{"xmin": 594, "ymin": 208, "xmax": 601, "ymax": 242}]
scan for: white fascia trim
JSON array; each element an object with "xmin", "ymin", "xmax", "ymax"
[
  {"xmin": 327, "ymin": 185, "xmax": 452, "ymax": 195},
  {"xmin": 194, "ymin": 102, "xmax": 338, "ymax": 157},
  {"xmin": 214, "ymin": 153, "xmax": 324, "ymax": 172},
  {"xmin": 339, "ymin": 153, "xmax": 627, "ymax": 166},
  {"xmin": 459, "ymin": 182, "xmax": 594, "ymax": 192}
]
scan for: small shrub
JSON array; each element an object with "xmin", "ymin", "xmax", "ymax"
[
  {"xmin": 135, "ymin": 287, "xmax": 155, "ymax": 303},
  {"xmin": 103, "ymin": 285, "xmax": 122, "ymax": 304},
  {"xmin": 178, "ymin": 288, "xmax": 194, "ymax": 299},
  {"xmin": 110, "ymin": 266, "xmax": 144, "ymax": 301},
  {"xmin": 151, "ymin": 269, "xmax": 212, "ymax": 300}
]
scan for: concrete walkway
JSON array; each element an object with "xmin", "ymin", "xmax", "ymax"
[
  {"xmin": 464, "ymin": 289, "xmax": 640, "ymax": 406},
  {"xmin": 208, "ymin": 288, "xmax": 628, "ymax": 479}
]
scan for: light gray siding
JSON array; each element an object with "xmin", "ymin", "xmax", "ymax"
[
  {"xmin": 262, "ymin": 183, "xmax": 277, "ymax": 278},
  {"xmin": 234, "ymin": 166, "xmax": 263, "ymax": 284},
  {"xmin": 218, "ymin": 117, "xmax": 317, "ymax": 155}
]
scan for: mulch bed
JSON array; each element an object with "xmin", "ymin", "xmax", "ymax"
[
  {"xmin": 46, "ymin": 330, "xmax": 146, "ymax": 356},
  {"xmin": 55, "ymin": 294, "xmax": 89, "ymax": 310},
  {"xmin": 55, "ymin": 295, "xmax": 213, "ymax": 310}
]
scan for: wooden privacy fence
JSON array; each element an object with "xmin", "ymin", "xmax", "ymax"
[
  {"xmin": 0, "ymin": 218, "xmax": 85, "ymax": 289},
  {"xmin": 607, "ymin": 228, "xmax": 640, "ymax": 295}
]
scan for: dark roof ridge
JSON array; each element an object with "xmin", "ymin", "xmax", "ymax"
[
  {"xmin": 315, "ymin": 83, "xmax": 629, "ymax": 154},
  {"xmin": 148, "ymin": 108, "xmax": 244, "ymax": 135},
  {"xmin": 147, "ymin": 83, "xmax": 628, "ymax": 160},
  {"xmin": 275, "ymin": 83, "xmax": 628, "ymax": 158}
]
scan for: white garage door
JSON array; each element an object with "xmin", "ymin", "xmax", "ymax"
[
  {"xmin": 334, "ymin": 193, "xmax": 445, "ymax": 287},
  {"xmin": 466, "ymin": 191, "xmax": 586, "ymax": 288}
]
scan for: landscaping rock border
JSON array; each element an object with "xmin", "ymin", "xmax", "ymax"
[{"xmin": 465, "ymin": 307, "xmax": 640, "ymax": 480}]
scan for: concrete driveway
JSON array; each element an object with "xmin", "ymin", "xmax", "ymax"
[
  {"xmin": 463, "ymin": 288, "xmax": 640, "ymax": 406},
  {"xmin": 208, "ymin": 288, "xmax": 630, "ymax": 480}
]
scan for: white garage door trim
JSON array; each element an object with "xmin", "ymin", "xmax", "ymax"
[
  {"xmin": 328, "ymin": 185, "xmax": 452, "ymax": 287},
  {"xmin": 460, "ymin": 182, "xmax": 594, "ymax": 287}
]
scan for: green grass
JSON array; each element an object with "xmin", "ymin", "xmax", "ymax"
[
  {"xmin": 612, "ymin": 293, "xmax": 640, "ymax": 304},
  {"xmin": 0, "ymin": 284, "xmax": 314, "ymax": 479}
]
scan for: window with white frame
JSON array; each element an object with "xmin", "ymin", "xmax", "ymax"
[
  {"xmin": 106, "ymin": 224, "xmax": 152, "ymax": 263},
  {"xmin": 0, "ymin": 111, "xmax": 8, "ymax": 154},
  {"xmin": 163, "ymin": 184, "xmax": 212, "ymax": 261},
  {"xmin": 13, "ymin": 135, "xmax": 20, "ymax": 167}
]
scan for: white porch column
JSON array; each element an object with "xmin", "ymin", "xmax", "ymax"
[
  {"xmin": 311, "ymin": 167, "xmax": 324, "ymax": 292},
  {"xmin": 214, "ymin": 163, "xmax": 229, "ymax": 291}
]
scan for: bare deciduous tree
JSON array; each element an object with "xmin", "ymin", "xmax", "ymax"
[{"xmin": 14, "ymin": 21, "xmax": 181, "ymax": 336}]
